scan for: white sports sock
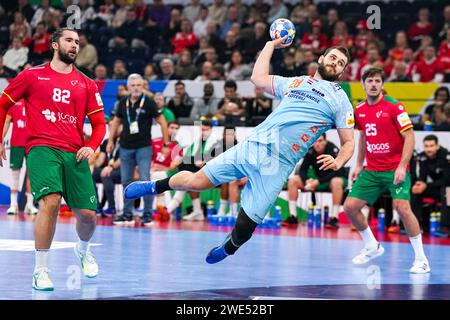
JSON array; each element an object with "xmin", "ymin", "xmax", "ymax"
[
  {"xmin": 167, "ymin": 191, "xmax": 185, "ymax": 213},
  {"xmin": 10, "ymin": 192, "xmax": 18, "ymax": 207},
  {"xmin": 331, "ymin": 204, "xmax": 340, "ymax": 218},
  {"xmin": 230, "ymin": 202, "xmax": 238, "ymax": 216},
  {"xmin": 359, "ymin": 226, "xmax": 378, "ymax": 247},
  {"xmin": 288, "ymin": 200, "xmax": 297, "ymax": 217},
  {"xmin": 35, "ymin": 249, "xmax": 49, "ymax": 272},
  {"xmin": 409, "ymin": 234, "xmax": 427, "ymax": 261},
  {"xmin": 192, "ymin": 198, "xmax": 202, "ymax": 213},
  {"xmin": 11, "ymin": 170, "xmax": 20, "ymax": 190},
  {"xmin": 392, "ymin": 209, "xmax": 399, "ymax": 224},
  {"xmin": 26, "ymin": 192, "xmax": 34, "ymax": 207},
  {"xmin": 77, "ymin": 240, "xmax": 89, "ymax": 254},
  {"xmin": 218, "ymin": 199, "xmax": 228, "ymax": 216}
]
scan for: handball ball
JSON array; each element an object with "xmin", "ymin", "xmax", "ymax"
[{"xmin": 269, "ymin": 18, "xmax": 295, "ymax": 45}]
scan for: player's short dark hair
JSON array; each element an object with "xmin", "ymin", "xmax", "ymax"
[
  {"xmin": 175, "ymin": 80, "xmax": 185, "ymax": 88},
  {"xmin": 361, "ymin": 67, "xmax": 385, "ymax": 82},
  {"xmin": 168, "ymin": 120, "xmax": 180, "ymax": 127},
  {"xmin": 224, "ymin": 80, "xmax": 237, "ymax": 91},
  {"xmin": 322, "ymin": 46, "xmax": 351, "ymax": 66},
  {"xmin": 423, "ymin": 134, "xmax": 438, "ymax": 144},
  {"xmin": 50, "ymin": 28, "xmax": 79, "ymax": 53},
  {"xmin": 321, "ymin": 133, "xmax": 327, "ymax": 139}
]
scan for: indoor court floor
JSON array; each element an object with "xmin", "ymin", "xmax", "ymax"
[{"xmin": 0, "ymin": 207, "xmax": 449, "ymax": 300}]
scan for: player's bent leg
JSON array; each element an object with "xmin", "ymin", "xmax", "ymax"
[
  {"xmin": 124, "ymin": 169, "xmax": 215, "ymax": 199},
  {"xmin": 206, "ymin": 208, "xmax": 258, "ymax": 264},
  {"xmin": 343, "ymin": 196, "xmax": 370, "ymax": 231},
  {"xmin": 72, "ymin": 208, "xmax": 99, "ymax": 278},
  {"xmin": 393, "ymin": 199, "xmax": 431, "ymax": 273},
  {"xmin": 344, "ymin": 196, "xmax": 384, "ymax": 265}
]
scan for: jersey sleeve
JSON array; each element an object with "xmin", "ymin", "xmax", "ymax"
[
  {"xmin": 391, "ymin": 102, "xmax": 413, "ymax": 133},
  {"xmin": 86, "ymin": 80, "xmax": 104, "ymax": 116},
  {"xmin": 2, "ymin": 70, "xmax": 29, "ymax": 104},
  {"xmin": 271, "ymin": 75, "xmax": 299, "ymax": 99},
  {"xmin": 334, "ymin": 91, "xmax": 355, "ymax": 129}
]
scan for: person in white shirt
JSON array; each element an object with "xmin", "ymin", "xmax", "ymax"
[{"xmin": 3, "ymin": 37, "xmax": 28, "ymax": 73}]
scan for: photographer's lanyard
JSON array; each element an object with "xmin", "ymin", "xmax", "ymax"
[{"xmin": 126, "ymin": 95, "xmax": 145, "ymax": 134}]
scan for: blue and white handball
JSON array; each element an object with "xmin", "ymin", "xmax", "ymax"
[{"xmin": 269, "ymin": 18, "xmax": 296, "ymax": 45}]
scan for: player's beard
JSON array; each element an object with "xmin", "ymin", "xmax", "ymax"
[
  {"xmin": 58, "ymin": 49, "xmax": 76, "ymax": 65},
  {"xmin": 318, "ymin": 63, "xmax": 341, "ymax": 82}
]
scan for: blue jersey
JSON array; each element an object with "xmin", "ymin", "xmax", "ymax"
[{"xmin": 246, "ymin": 75, "xmax": 355, "ymax": 166}]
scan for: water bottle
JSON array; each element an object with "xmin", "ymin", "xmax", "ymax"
[
  {"xmin": 307, "ymin": 204, "xmax": 314, "ymax": 228},
  {"xmin": 175, "ymin": 207, "xmax": 182, "ymax": 221},
  {"xmin": 323, "ymin": 206, "xmax": 329, "ymax": 224},
  {"xmin": 314, "ymin": 206, "xmax": 322, "ymax": 228},
  {"xmin": 430, "ymin": 212, "xmax": 436, "ymax": 234},
  {"xmin": 436, "ymin": 212, "xmax": 441, "ymax": 231},
  {"xmin": 274, "ymin": 205, "xmax": 282, "ymax": 221},
  {"xmin": 424, "ymin": 121, "xmax": 433, "ymax": 131},
  {"xmin": 212, "ymin": 116, "xmax": 218, "ymax": 126},
  {"xmin": 378, "ymin": 208, "xmax": 385, "ymax": 231},
  {"xmin": 207, "ymin": 200, "xmax": 215, "ymax": 216}
]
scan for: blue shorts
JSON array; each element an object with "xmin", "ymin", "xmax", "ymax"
[{"xmin": 203, "ymin": 140, "xmax": 293, "ymax": 224}]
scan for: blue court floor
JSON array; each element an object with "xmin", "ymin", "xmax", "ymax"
[{"xmin": 0, "ymin": 211, "xmax": 449, "ymax": 300}]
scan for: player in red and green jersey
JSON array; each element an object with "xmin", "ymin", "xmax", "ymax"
[
  {"xmin": 0, "ymin": 28, "xmax": 106, "ymax": 291},
  {"xmin": 344, "ymin": 67, "xmax": 430, "ymax": 274},
  {"xmin": 2, "ymin": 99, "xmax": 39, "ymax": 215}
]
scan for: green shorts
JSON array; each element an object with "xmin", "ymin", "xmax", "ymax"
[
  {"xmin": 9, "ymin": 146, "xmax": 25, "ymax": 169},
  {"xmin": 349, "ymin": 170, "xmax": 411, "ymax": 205},
  {"xmin": 27, "ymin": 146, "xmax": 97, "ymax": 210}
]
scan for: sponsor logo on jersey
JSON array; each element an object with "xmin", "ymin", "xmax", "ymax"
[
  {"xmin": 57, "ymin": 112, "xmax": 78, "ymax": 125},
  {"xmin": 332, "ymin": 83, "xmax": 342, "ymax": 91},
  {"xmin": 398, "ymin": 105, "xmax": 404, "ymax": 111},
  {"xmin": 38, "ymin": 77, "xmax": 50, "ymax": 81},
  {"xmin": 42, "ymin": 109, "xmax": 56, "ymax": 122},
  {"xmin": 346, "ymin": 111, "xmax": 354, "ymax": 127},
  {"xmin": 397, "ymin": 112, "xmax": 411, "ymax": 127},
  {"xmin": 71, "ymin": 80, "xmax": 78, "ymax": 86},
  {"xmin": 358, "ymin": 113, "xmax": 366, "ymax": 117},
  {"xmin": 376, "ymin": 111, "xmax": 382, "ymax": 118},
  {"xmin": 366, "ymin": 142, "xmax": 390, "ymax": 154},
  {"xmin": 95, "ymin": 92, "xmax": 103, "ymax": 106},
  {"xmin": 312, "ymin": 88, "xmax": 325, "ymax": 97}
]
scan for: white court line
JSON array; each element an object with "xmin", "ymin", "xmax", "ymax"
[{"xmin": 0, "ymin": 239, "xmax": 102, "ymax": 251}]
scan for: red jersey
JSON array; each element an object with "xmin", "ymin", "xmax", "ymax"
[
  {"xmin": 2, "ymin": 63, "xmax": 104, "ymax": 154},
  {"xmin": 414, "ymin": 58, "xmax": 445, "ymax": 82},
  {"xmin": 301, "ymin": 33, "xmax": 328, "ymax": 52},
  {"xmin": 151, "ymin": 138, "xmax": 182, "ymax": 168},
  {"xmin": 171, "ymin": 32, "xmax": 198, "ymax": 54},
  {"xmin": 438, "ymin": 41, "xmax": 450, "ymax": 72},
  {"xmin": 355, "ymin": 95, "xmax": 413, "ymax": 172},
  {"xmin": 6, "ymin": 99, "xmax": 28, "ymax": 147}
]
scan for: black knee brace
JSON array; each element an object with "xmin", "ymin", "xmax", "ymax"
[{"xmin": 224, "ymin": 208, "xmax": 258, "ymax": 254}]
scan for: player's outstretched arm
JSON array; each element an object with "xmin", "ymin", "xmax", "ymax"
[
  {"xmin": 250, "ymin": 36, "xmax": 290, "ymax": 95},
  {"xmin": 317, "ymin": 129, "xmax": 354, "ymax": 171}
]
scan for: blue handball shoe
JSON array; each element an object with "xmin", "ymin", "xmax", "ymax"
[
  {"xmin": 124, "ymin": 181, "xmax": 157, "ymax": 199},
  {"xmin": 205, "ymin": 235, "xmax": 231, "ymax": 264}
]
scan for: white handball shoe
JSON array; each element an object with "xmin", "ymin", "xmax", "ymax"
[
  {"xmin": 32, "ymin": 268, "xmax": 54, "ymax": 291},
  {"xmin": 7, "ymin": 205, "xmax": 18, "ymax": 215},
  {"xmin": 182, "ymin": 211, "xmax": 205, "ymax": 221},
  {"xmin": 410, "ymin": 260, "xmax": 431, "ymax": 274},
  {"xmin": 352, "ymin": 243, "xmax": 385, "ymax": 265},
  {"xmin": 74, "ymin": 245, "xmax": 99, "ymax": 278},
  {"xmin": 25, "ymin": 204, "xmax": 39, "ymax": 215}
]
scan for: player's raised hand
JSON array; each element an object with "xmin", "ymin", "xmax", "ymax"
[
  {"xmin": 317, "ymin": 154, "xmax": 341, "ymax": 171},
  {"xmin": 76, "ymin": 146, "xmax": 95, "ymax": 162},
  {"xmin": 0, "ymin": 143, "xmax": 6, "ymax": 167},
  {"xmin": 393, "ymin": 165, "xmax": 406, "ymax": 185},
  {"xmin": 272, "ymin": 36, "xmax": 292, "ymax": 49}
]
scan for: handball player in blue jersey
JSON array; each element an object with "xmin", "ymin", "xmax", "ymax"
[{"xmin": 125, "ymin": 37, "xmax": 356, "ymax": 264}]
